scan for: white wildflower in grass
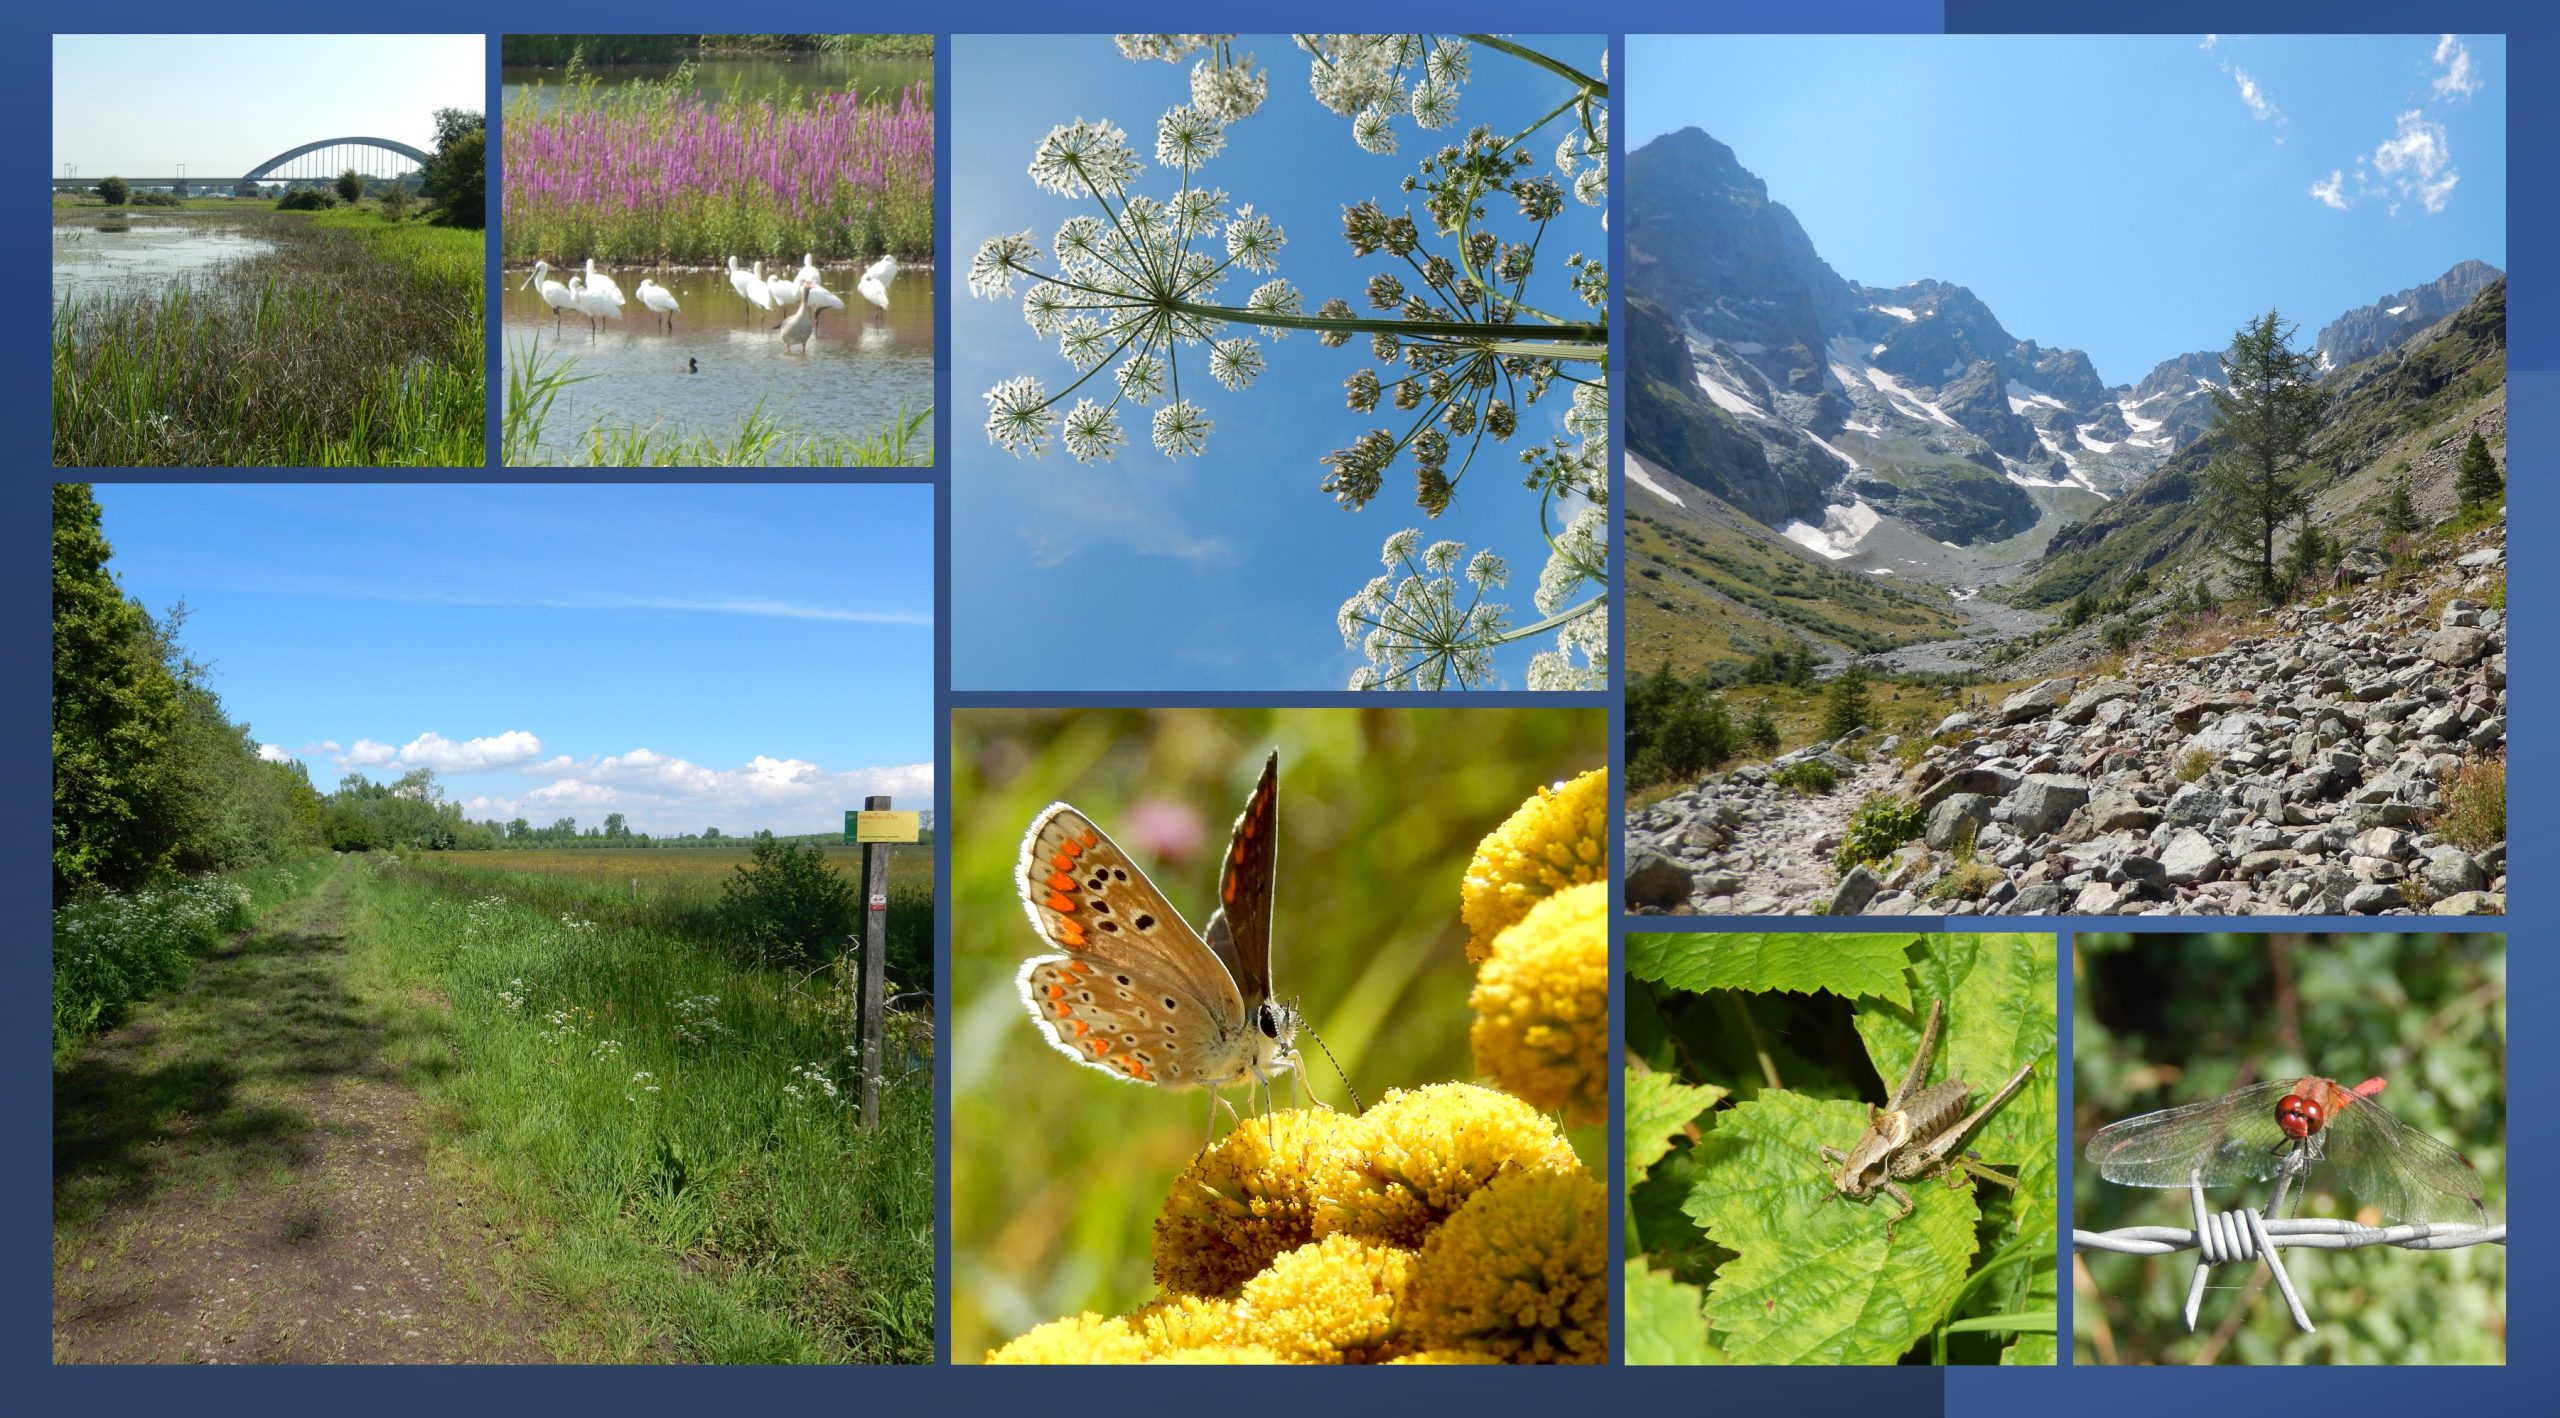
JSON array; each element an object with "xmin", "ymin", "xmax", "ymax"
[
  {"xmin": 786, "ymin": 1061, "xmax": 842, "ymax": 1105},
  {"xmin": 672, "ymin": 993, "xmax": 731, "ymax": 1047},
  {"xmin": 592, "ymin": 1038, "xmax": 624, "ymax": 1061},
  {"xmin": 625, "ymin": 1070, "xmax": 661, "ymax": 1104}
]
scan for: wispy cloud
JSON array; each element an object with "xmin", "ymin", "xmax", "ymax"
[
  {"xmin": 2309, "ymin": 169, "xmax": 2348, "ymax": 210},
  {"xmin": 2202, "ymin": 38, "xmax": 2285, "ymax": 138},
  {"xmin": 2372, "ymin": 109, "xmax": 2458, "ymax": 213},
  {"xmin": 2431, "ymin": 35, "xmax": 2479, "ymax": 101}
]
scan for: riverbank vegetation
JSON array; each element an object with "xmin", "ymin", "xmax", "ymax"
[
  {"xmin": 502, "ymin": 341, "xmax": 931, "ymax": 467},
  {"xmin": 503, "ymin": 41, "xmax": 933, "ymax": 264}
]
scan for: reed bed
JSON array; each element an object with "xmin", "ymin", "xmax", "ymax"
[
  {"xmin": 504, "ymin": 76, "xmax": 934, "ymax": 264},
  {"xmin": 52, "ymin": 207, "xmax": 484, "ymax": 467}
]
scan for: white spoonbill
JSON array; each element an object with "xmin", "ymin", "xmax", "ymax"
[
  {"xmin": 581, "ymin": 257, "xmax": 626, "ymax": 309},
  {"xmin": 858, "ymin": 254, "xmax": 898, "ymax": 322},
  {"xmin": 804, "ymin": 280, "xmax": 847, "ymax": 327},
  {"xmin": 727, "ymin": 256, "xmax": 762, "ymax": 306},
  {"xmin": 568, "ymin": 275, "xmax": 624, "ymax": 335},
  {"xmin": 779, "ymin": 279, "xmax": 817, "ymax": 354},
  {"xmin": 795, "ymin": 251, "xmax": 822, "ymax": 286},
  {"xmin": 739, "ymin": 259, "xmax": 775, "ymax": 312},
  {"xmin": 765, "ymin": 262, "xmax": 803, "ymax": 310},
  {"xmin": 636, "ymin": 278, "xmax": 680, "ymax": 332},
  {"xmin": 521, "ymin": 260, "xmax": 575, "ymax": 328}
]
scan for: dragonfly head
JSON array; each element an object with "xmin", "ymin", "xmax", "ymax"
[{"xmin": 2276, "ymin": 1091, "xmax": 2329, "ymax": 1141}]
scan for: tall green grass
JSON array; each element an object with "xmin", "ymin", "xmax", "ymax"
[
  {"xmin": 51, "ymin": 857, "xmax": 334, "ymax": 1060},
  {"xmin": 356, "ymin": 858, "xmax": 934, "ymax": 1362},
  {"xmin": 502, "ymin": 339, "xmax": 931, "ymax": 466},
  {"xmin": 52, "ymin": 206, "xmax": 484, "ymax": 467}
]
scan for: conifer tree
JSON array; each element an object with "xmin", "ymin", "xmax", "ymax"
[
  {"xmin": 2201, "ymin": 311, "xmax": 2327, "ymax": 598},
  {"xmin": 2456, "ymin": 430, "xmax": 2502, "ymax": 508}
]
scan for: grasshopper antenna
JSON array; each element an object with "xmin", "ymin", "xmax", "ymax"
[{"xmin": 1299, "ymin": 1022, "xmax": 1363, "ymax": 1115}]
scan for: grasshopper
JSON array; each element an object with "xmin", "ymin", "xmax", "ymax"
[{"xmin": 1819, "ymin": 998, "xmax": 2036, "ymax": 1238}]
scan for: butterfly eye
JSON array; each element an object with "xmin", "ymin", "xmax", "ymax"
[{"xmin": 1256, "ymin": 1002, "xmax": 1280, "ymax": 1039}]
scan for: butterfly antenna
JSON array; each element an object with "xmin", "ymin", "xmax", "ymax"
[{"xmin": 1299, "ymin": 1023, "xmax": 1364, "ymax": 1115}]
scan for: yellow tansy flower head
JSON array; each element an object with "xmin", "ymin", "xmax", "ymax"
[
  {"xmin": 1469, "ymin": 880, "xmax": 1608, "ymax": 1125},
  {"xmin": 985, "ymin": 1312, "xmax": 1151, "ymax": 1364},
  {"xmin": 1461, "ymin": 766, "xmax": 1608, "ymax": 962},
  {"xmin": 1232, "ymin": 1233, "xmax": 1418, "ymax": 1364},
  {"xmin": 1149, "ymin": 1343, "xmax": 1287, "ymax": 1363},
  {"xmin": 1127, "ymin": 1293, "xmax": 1240, "ymax": 1356},
  {"xmin": 1409, "ymin": 1168, "xmax": 1609, "ymax": 1364},
  {"xmin": 1153, "ymin": 1106, "xmax": 1362, "ymax": 1298},
  {"xmin": 1386, "ymin": 1350, "xmax": 1506, "ymax": 1365},
  {"xmin": 1320, "ymin": 1082, "xmax": 1581, "ymax": 1248}
]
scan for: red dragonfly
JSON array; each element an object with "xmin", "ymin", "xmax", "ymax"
[{"xmin": 2085, "ymin": 1075, "xmax": 2487, "ymax": 1225}]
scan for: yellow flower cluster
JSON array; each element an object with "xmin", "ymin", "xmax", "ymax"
[
  {"xmin": 1459, "ymin": 766, "xmax": 1608, "ymax": 963},
  {"xmin": 1467, "ymin": 881, "xmax": 1608, "ymax": 1125},
  {"xmin": 985, "ymin": 1084, "xmax": 1608, "ymax": 1365}
]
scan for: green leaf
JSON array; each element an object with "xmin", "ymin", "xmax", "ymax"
[
  {"xmin": 2003, "ymin": 1333, "xmax": 2058, "ymax": 1365},
  {"xmin": 1624, "ymin": 1259, "xmax": 1723, "ymax": 1364},
  {"xmin": 1684, "ymin": 1091, "xmax": 1981, "ymax": 1364},
  {"xmin": 1626, "ymin": 1067, "xmax": 1726, "ymax": 1191},
  {"xmin": 1851, "ymin": 933, "xmax": 2057, "ymax": 1164},
  {"xmin": 1942, "ymin": 1309, "xmax": 2054, "ymax": 1335},
  {"xmin": 1628, "ymin": 932, "xmax": 1918, "ymax": 1004}
]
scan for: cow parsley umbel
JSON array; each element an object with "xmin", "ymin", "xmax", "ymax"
[{"xmin": 974, "ymin": 34, "xmax": 1612, "ymax": 690}]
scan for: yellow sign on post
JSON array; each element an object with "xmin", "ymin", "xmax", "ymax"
[{"xmin": 850, "ymin": 809, "xmax": 921, "ymax": 844}]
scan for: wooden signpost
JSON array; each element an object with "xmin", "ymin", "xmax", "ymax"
[{"xmin": 844, "ymin": 796, "xmax": 917, "ymax": 1131}]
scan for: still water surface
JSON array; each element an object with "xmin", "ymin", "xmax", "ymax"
[
  {"xmin": 501, "ymin": 261, "xmax": 935, "ymax": 463},
  {"xmin": 53, "ymin": 214, "xmax": 274, "ymax": 305}
]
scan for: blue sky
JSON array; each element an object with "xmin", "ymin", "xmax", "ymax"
[
  {"xmin": 89, "ymin": 485, "xmax": 933, "ymax": 836},
  {"xmin": 52, "ymin": 34, "xmax": 485, "ymax": 176},
  {"xmin": 951, "ymin": 34, "xmax": 1608, "ymax": 690},
  {"xmin": 1632, "ymin": 33, "xmax": 2507, "ymax": 385}
]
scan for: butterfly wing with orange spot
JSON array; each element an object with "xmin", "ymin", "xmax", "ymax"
[{"xmin": 1014, "ymin": 802, "xmax": 1250, "ymax": 1088}]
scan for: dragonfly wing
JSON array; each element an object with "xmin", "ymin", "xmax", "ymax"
[
  {"xmin": 2086, "ymin": 1080, "xmax": 2300, "ymax": 1189},
  {"xmin": 2324, "ymin": 1091, "xmax": 2489, "ymax": 1223}
]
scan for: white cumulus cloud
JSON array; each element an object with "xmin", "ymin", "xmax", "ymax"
[
  {"xmin": 396, "ymin": 730, "xmax": 544, "ymax": 772},
  {"xmin": 473, "ymin": 750, "xmax": 934, "ymax": 836},
  {"xmin": 256, "ymin": 743, "xmax": 295, "ymax": 764},
  {"xmin": 343, "ymin": 739, "xmax": 398, "ymax": 766},
  {"xmin": 2310, "ymin": 169, "xmax": 2348, "ymax": 209},
  {"xmin": 2432, "ymin": 35, "xmax": 2478, "ymax": 101}
]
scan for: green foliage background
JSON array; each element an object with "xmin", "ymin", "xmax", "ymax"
[
  {"xmin": 948, "ymin": 707, "xmax": 1604, "ymax": 1360},
  {"xmin": 1626, "ymin": 932, "xmax": 2059, "ymax": 1365},
  {"xmin": 2073, "ymin": 933, "xmax": 2506, "ymax": 1364}
]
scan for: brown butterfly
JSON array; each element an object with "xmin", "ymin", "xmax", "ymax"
[{"xmin": 1013, "ymin": 751, "xmax": 1298, "ymax": 1113}]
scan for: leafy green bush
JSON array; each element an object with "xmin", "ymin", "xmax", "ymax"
[
  {"xmin": 1629, "ymin": 664, "xmax": 1740, "ymax": 789},
  {"xmin": 1833, "ymin": 794, "xmax": 1924, "ymax": 874},
  {"xmin": 1770, "ymin": 760, "xmax": 1838, "ymax": 795},
  {"xmin": 275, "ymin": 188, "xmax": 338, "ymax": 211},
  {"xmin": 718, "ymin": 837, "xmax": 859, "ymax": 971}
]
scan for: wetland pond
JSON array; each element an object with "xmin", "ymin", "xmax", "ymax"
[
  {"xmin": 54, "ymin": 209, "xmax": 274, "ymax": 305},
  {"xmin": 501, "ymin": 261, "xmax": 935, "ymax": 464}
]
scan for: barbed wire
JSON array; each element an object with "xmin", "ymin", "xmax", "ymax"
[{"xmin": 2074, "ymin": 1173, "xmax": 2505, "ymax": 1333}]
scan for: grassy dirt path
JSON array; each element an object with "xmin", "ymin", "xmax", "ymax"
[{"xmin": 52, "ymin": 859, "xmax": 556, "ymax": 1363}]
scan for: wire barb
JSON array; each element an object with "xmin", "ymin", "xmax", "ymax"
[{"xmin": 2074, "ymin": 1173, "xmax": 2506, "ymax": 1334}]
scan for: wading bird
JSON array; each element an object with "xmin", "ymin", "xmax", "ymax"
[
  {"xmin": 521, "ymin": 260, "xmax": 575, "ymax": 328},
  {"xmin": 581, "ymin": 257, "xmax": 625, "ymax": 309},
  {"xmin": 858, "ymin": 253, "xmax": 897, "ymax": 323},
  {"xmin": 804, "ymin": 280, "xmax": 847, "ymax": 328},
  {"xmin": 568, "ymin": 275, "xmax": 623, "ymax": 336},
  {"xmin": 765, "ymin": 262, "xmax": 803, "ymax": 311},
  {"xmin": 795, "ymin": 250, "xmax": 822, "ymax": 286},
  {"xmin": 636, "ymin": 278, "xmax": 680, "ymax": 332},
  {"xmin": 779, "ymin": 278, "xmax": 817, "ymax": 354},
  {"xmin": 727, "ymin": 256, "xmax": 763, "ymax": 307}
]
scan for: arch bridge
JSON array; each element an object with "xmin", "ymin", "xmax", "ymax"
[{"xmin": 51, "ymin": 135, "xmax": 430, "ymax": 192}]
